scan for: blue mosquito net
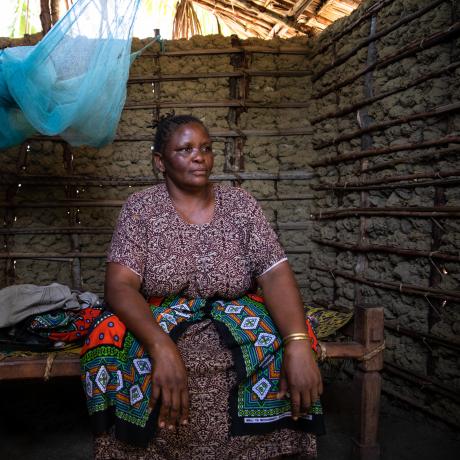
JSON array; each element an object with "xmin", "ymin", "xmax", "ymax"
[{"xmin": 0, "ymin": 0, "xmax": 141, "ymax": 149}]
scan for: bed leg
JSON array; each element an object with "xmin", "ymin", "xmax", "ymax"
[{"xmin": 351, "ymin": 304, "xmax": 384, "ymax": 460}]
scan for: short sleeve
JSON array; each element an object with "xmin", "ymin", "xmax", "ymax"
[
  {"xmin": 243, "ymin": 191, "xmax": 287, "ymax": 277},
  {"xmin": 107, "ymin": 193, "xmax": 148, "ymax": 279}
]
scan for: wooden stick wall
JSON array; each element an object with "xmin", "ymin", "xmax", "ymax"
[{"xmin": 309, "ymin": 0, "xmax": 459, "ymax": 427}]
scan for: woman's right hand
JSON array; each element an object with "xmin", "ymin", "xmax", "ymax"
[
  {"xmin": 148, "ymin": 336, "xmax": 189, "ymax": 430},
  {"xmin": 105, "ymin": 264, "xmax": 190, "ymax": 430}
]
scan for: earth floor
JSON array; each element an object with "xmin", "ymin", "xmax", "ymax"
[{"xmin": 0, "ymin": 377, "xmax": 458, "ymax": 460}]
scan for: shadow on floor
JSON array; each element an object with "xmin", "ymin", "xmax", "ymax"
[{"xmin": 0, "ymin": 378, "xmax": 458, "ymax": 459}]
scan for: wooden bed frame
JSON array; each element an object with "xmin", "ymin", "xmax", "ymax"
[{"xmin": 0, "ymin": 304, "xmax": 384, "ymax": 460}]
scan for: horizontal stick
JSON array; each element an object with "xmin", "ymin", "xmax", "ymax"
[
  {"xmin": 124, "ymin": 100, "xmax": 311, "ymax": 110},
  {"xmin": 385, "ymin": 322, "xmax": 460, "ymax": 353},
  {"xmin": 0, "ymin": 195, "xmax": 314, "ymax": 209},
  {"xmin": 309, "ymin": 136, "xmax": 460, "ymax": 167},
  {"xmin": 310, "ymin": 0, "xmax": 395, "ymax": 58},
  {"xmin": 311, "ymin": 265, "xmax": 460, "ymax": 301},
  {"xmin": 313, "ymin": 177, "xmax": 460, "ymax": 192},
  {"xmin": 383, "ymin": 361, "xmax": 460, "ymax": 403},
  {"xmin": 311, "ymin": 60, "xmax": 460, "ymax": 124},
  {"xmin": 366, "ymin": 147, "xmax": 459, "ymax": 172},
  {"xmin": 313, "ymin": 21, "xmax": 460, "ymax": 99},
  {"xmin": 310, "ymin": 206, "xmax": 460, "ymax": 219},
  {"xmin": 128, "ymin": 69, "xmax": 311, "ymax": 83},
  {"xmin": 323, "ymin": 341, "xmax": 366, "ymax": 360},
  {"xmin": 312, "ymin": 0, "xmax": 447, "ymax": 82},
  {"xmin": 0, "ymin": 252, "xmax": 106, "ymax": 259},
  {"xmin": 313, "ymin": 169, "xmax": 460, "ymax": 190},
  {"xmin": 0, "ymin": 246, "xmax": 311, "ymax": 259},
  {"xmin": 381, "ymin": 385, "xmax": 460, "ymax": 429},
  {"xmin": 139, "ymin": 45, "xmax": 310, "ymax": 57},
  {"xmin": 315, "ymin": 102, "xmax": 460, "ymax": 149},
  {"xmin": 31, "ymin": 127, "xmax": 313, "ymax": 142},
  {"xmin": 312, "ymin": 238, "xmax": 460, "ymax": 262},
  {"xmin": 0, "ymin": 227, "xmax": 113, "ymax": 235},
  {"xmin": 0, "ymin": 223, "xmax": 311, "ymax": 235},
  {"xmin": 0, "ymin": 171, "xmax": 316, "ymax": 186}
]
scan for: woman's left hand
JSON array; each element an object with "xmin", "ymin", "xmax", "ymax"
[{"xmin": 278, "ymin": 340, "xmax": 323, "ymax": 420}]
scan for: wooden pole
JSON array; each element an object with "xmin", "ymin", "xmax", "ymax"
[
  {"xmin": 312, "ymin": 0, "xmax": 447, "ymax": 82},
  {"xmin": 124, "ymin": 100, "xmax": 312, "ymax": 109},
  {"xmin": 310, "ymin": 206, "xmax": 460, "ymax": 219},
  {"xmin": 309, "ymin": 136, "xmax": 460, "ymax": 167},
  {"xmin": 312, "ymin": 237, "xmax": 460, "ymax": 262},
  {"xmin": 382, "ymin": 385, "xmax": 460, "ymax": 430},
  {"xmin": 39, "ymin": 0, "xmax": 52, "ymax": 35},
  {"xmin": 310, "ymin": 0, "xmax": 395, "ymax": 58},
  {"xmin": 315, "ymin": 102, "xmax": 460, "ymax": 149},
  {"xmin": 0, "ymin": 170, "xmax": 316, "ymax": 186},
  {"xmin": 140, "ymin": 46, "xmax": 310, "ymax": 57},
  {"xmin": 313, "ymin": 21, "xmax": 460, "ymax": 99},
  {"xmin": 383, "ymin": 362, "xmax": 460, "ymax": 403},
  {"xmin": 313, "ymin": 177, "xmax": 460, "ymax": 192},
  {"xmin": 50, "ymin": 0, "xmax": 60, "ymax": 24},
  {"xmin": 384, "ymin": 322, "xmax": 460, "ymax": 353},
  {"xmin": 365, "ymin": 147, "xmax": 459, "ymax": 172},
  {"xmin": 311, "ymin": 60, "xmax": 460, "ymax": 124},
  {"xmin": 128, "ymin": 69, "xmax": 311, "ymax": 84},
  {"xmin": 352, "ymin": 305, "xmax": 384, "ymax": 460},
  {"xmin": 312, "ymin": 266, "xmax": 460, "ymax": 302},
  {"xmin": 312, "ymin": 169, "xmax": 460, "ymax": 190}
]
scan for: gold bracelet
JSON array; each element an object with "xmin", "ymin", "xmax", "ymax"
[
  {"xmin": 283, "ymin": 333, "xmax": 310, "ymax": 346},
  {"xmin": 283, "ymin": 333, "xmax": 310, "ymax": 341},
  {"xmin": 283, "ymin": 337, "xmax": 310, "ymax": 346}
]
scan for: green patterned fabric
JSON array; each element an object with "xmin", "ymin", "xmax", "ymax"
[{"xmin": 80, "ymin": 294, "xmax": 325, "ymax": 447}]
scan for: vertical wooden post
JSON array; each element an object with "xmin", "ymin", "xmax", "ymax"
[
  {"xmin": 40, "ymin": 0, "xmax": 52, "ymax": 35},
  {"xmin": 63, "ymin": 143, "xmax": 82, "ymax": 291},
  {"xmin": 226, "ymin": 36, "xmax": 248, "ymax": 174},
  {"xmin": 351, "ymin": 304, "xmax": 384, "ymax": 460}
]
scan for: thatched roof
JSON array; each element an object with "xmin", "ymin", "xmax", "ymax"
[
  {"xmin": 36, "ymin": 0, "xmax": 363, "ymax": 40},
  {"xmin": 188, "ymin": 0, "xmax": 363, "ymax": 39}
]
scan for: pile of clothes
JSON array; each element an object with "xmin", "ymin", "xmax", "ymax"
[{"xmin": 0, "ymin": 283, "xmax": 103, "ymax": 351}]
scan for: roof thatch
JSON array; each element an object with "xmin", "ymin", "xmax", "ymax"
[
  {"xmin": 187, "ymin": 0, "xmax": 363, "ymax": 39},
  {"xmin": 38, "ymin": 0, "xmax": 363, "ymax": 40}
]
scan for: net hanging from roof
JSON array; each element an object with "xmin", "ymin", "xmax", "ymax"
[{"xmin": 0, "ymin": 0, "xmax": 142, "ymax": 149}]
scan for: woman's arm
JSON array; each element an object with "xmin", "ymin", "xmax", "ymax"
[
  {"xmin": 257, "ymin": 260, "xmax": 323, "ymax": 419},
  {"xmin": 105, "ymin": 262, "xmax": 189, "ymax": 430}
]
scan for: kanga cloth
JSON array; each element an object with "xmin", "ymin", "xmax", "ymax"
[
  {"xmin": 26, "ymin": 304, "xmax": 103, "ymax": 343},
  {"xmin": 93, "ymin": 320, "xmax": 316, "ymax": 460},
  {"xmin": 80, "ymin": 294, "xmax": 325, "ymax": 452}
]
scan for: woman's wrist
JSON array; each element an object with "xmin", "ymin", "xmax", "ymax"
[
  {"xmin": 283, "ymin": 339, "xmax": 315, "ymax": 358},
  {"xmin": 144, "ymin": 327, "xmax": 175, "ymax": 358}
]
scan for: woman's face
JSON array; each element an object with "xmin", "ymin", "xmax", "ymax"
[{"xmin": 155, "ymin": 122, "xmax": 214, "ymax": 191}]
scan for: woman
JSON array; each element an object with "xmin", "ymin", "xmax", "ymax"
[{"xmin": 81, "ymin": 114, "xmax": 324, "ymax": 459}]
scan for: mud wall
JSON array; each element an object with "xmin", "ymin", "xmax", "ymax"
[
  {"xmin": 0, "ymin": 34, "xmax": 316, "ymax": 299},
  {"xmin": 309, "ymin": 0, "xmax": 460, "ymax": 427}
]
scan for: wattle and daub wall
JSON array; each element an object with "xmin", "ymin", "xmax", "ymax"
[{"xmin": 1, "ymin": 0, "xmax": 459, "ymax": 426}]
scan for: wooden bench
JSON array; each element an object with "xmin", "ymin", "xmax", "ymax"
[{"xmin": 0, "ymin": 304, "xmax": 384, "ymax": 460}]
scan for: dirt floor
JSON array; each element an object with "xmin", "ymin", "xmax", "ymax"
[{"xmin": 0, "ymin": 377, "xmax": 458, "ymax": 460}]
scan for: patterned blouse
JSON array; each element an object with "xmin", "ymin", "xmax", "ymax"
[{"xmin": 107, "ymin": 183, "xmax": 286, "ymax": 299}]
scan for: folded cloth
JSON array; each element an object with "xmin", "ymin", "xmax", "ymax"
[
  {"xmin": 26, "ymin": 304, "xmax": 103, "ymax": 343},
  {"xmin": 304, "ymin": 306, "xmax": 353, "ymax": 339},
  {"xmin": 0, "ymin": 283, "xmax": 100, "ymax": 328}
]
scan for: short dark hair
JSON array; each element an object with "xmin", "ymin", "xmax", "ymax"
[{"xmin": 153, "ymin": 114, "xmax": 208, "ymax": 155}]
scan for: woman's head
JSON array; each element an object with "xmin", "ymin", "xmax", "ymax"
[
  {"xmin": 153, "ymin": 114, "xmax": 214, "ymax": 191},
  {"xmin": 153, "ymin": 114, "xmax": 209, "ymax": 155}
]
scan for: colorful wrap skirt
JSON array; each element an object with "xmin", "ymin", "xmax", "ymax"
[{"xmin": 80, "ymin": 294, "xmax": 325, "ymax": 450}]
